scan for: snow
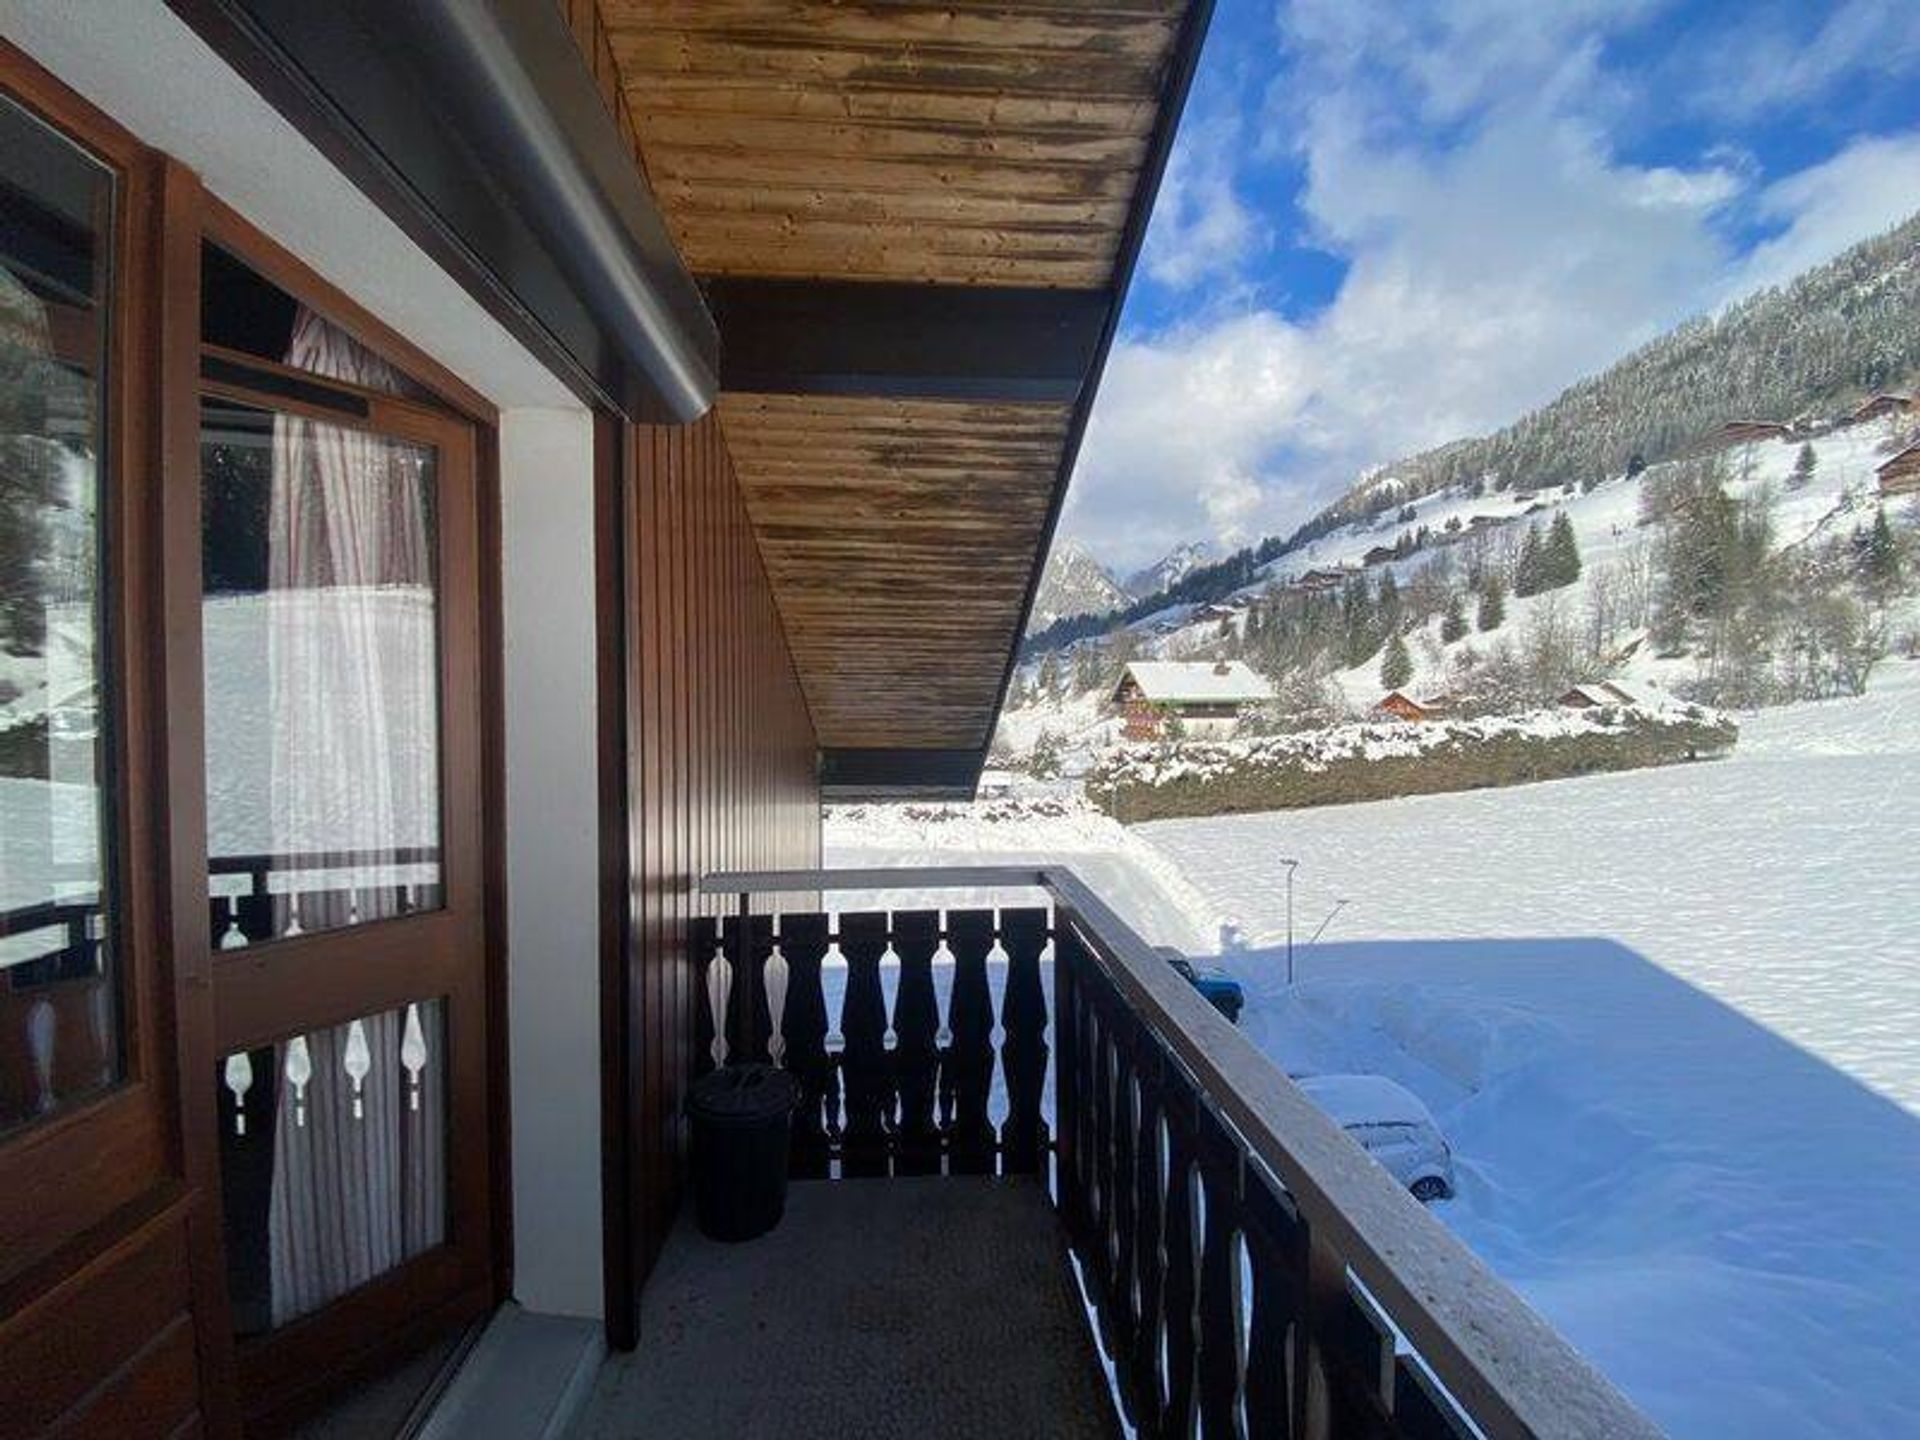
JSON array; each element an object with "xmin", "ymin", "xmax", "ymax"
[
  {"xmin": 1136, "ymin": 662, "xmax": 1920, "ymax": 1436},
  {"xmin": 831, "ymin": 664, "xmax": 1920, "ymax": 1436},
  {"xmin": 1293, "ymin": 1072, "xmax": 1439, "ymax": 1130}
]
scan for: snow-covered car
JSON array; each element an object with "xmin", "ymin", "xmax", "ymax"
[
  {"xmin": 1153, "ymin": 946, "xmax": 1244, "ymax": 1022},
  {"xmin": 1297, "ymin": 1074, "xmax": 1456, "ymax": 1203}
]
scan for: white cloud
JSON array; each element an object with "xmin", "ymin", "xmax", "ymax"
[
  {"xmin": 1725, "ymin": 133, "xmax": 1920, "ymax": 297},
  {"xmin": 1687, "ymin": 0, "xmax": 1920, "ymax": 120},
  {"xmin": 1140, "ymin": 111, "xmax": 1263, "ymax": 293},
  {"xmin": 1060, "ymin": 0, "xmax": 1920, "ymax": 573}
]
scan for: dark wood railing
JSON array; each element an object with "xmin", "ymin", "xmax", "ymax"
[
  {"xmin": 690, "ymin": 907, "xmax": 1051, "ymax": 1178},
  {"xmin": 701, "ymin": 867, "xmax": 1663, "ymax": 1440}
]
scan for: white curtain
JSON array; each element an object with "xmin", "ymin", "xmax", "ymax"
[{"xmin": 262, "ymin": 309, "xmax": 446, "ymax": 1326}]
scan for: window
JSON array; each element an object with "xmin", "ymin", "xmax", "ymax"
[
  {"xmin": 0, "ymin": 91, "xmax": 120, "ymax": 1134},
  {"xmin": 199, "ymin": 287, "xmax": 446, "ymax": 946}
]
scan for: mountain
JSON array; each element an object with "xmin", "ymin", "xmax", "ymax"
[
  {"xmin": 1023, "ymin": 208, "xmax": 1920, "ymax": 658},
  {"xmin": 1318, "ymin": 210, "xmax": 1920, "ymax": 526},
  {"xmin": 1029, "ymin": 537, "xmax": 1127, "ymax": 632},
  {"xmin": 1123, "ymin": 540, "xmax": 1210, "ymax": 598}
]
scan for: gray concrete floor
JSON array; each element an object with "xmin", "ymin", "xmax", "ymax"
[{"xmin": 573, "ymin": 1176, "xmax": 1118, "ymax": 1440}]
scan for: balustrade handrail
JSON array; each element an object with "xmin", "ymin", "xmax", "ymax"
[{"xmin": 703, "ymin": 865, "xmax": 1662, "ymax": 1440}]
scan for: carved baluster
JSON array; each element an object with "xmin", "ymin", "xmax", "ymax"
[
  {"xmin": 764, "ymin": 919, "xmax": 790, "ymax": 1068},
  {"xmin": 890, "ymin": 911, "xmax": 942, "ymax": 1176},
  {"xmin": 998, "ymin": 907, "xmax": 1050, "ymax": 1175},
  {"xmin": 1161, "ymin": 1071, "xmax": 1201, "ymax": 1437},
  {"xmin": 824, "ymin": 928, "xmax": 847, "ymax": 1164},
  {"xmin": 1108, "ymin": 1017, "xmax": 1142, "ymax": 1421},
  {"xmin": 1196, "ymin": 1109, "xmax": 1246, "ymax": 1439},
  {"xmin": 836, "ymin": 912, "xmax": 892, "ymax": 1177},
  {"xmin": 944, "ymin": 909, "xmax": 998, "ymax": 1175},
  {"xmin": 777, "ymin": 913, "xmax": 832, "ymax": 1178},
  {"xmin": 284, "ymin": 1037, "xmax": 313, "ymax": 1129},
  {"xmin": 1052, "ymin": 920, "xmax": 1086, "ymax": 1237},
  {"xmin": 401, "ymin": 1003, "xmax": 428, "ymax": 1112},
  {"xmin": 341, "ymin": 1019, "xmax": 371, "ymax": 1120},
  {"xmin": 1242, "ymin": 1169, "xmax": 1307, "ymax": 1440},
  {"xmin": 1131, "ymin": 1045, "xmax": 1170, "ymax": 1427},
  {"xmin": 692, "ymin": 917, "xmax": 720, "ymax": 1075},
  {"xmin": 934, "ymin": 922, "xmax": 959, "ymax": 1142},
  {"xmin": 224, "ymin": 1051, "xmax": 254, "ymax": 1136}
]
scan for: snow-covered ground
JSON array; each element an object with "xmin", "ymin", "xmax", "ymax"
[{"xmin": 830, "ymin": 663, "xmax": 1920, "ymax": 1436}]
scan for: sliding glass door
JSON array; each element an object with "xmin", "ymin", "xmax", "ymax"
[{"xmin": 193, "ymin": 287, "xmax": 492, "ymax": 1422}]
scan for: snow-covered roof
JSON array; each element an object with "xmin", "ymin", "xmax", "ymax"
[{"xmin": 1116, "ymin": 660, "xmax": 1272, "ymax": 705}]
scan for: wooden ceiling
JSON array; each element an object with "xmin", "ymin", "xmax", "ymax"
[{"xmin": 598, "ymin": 0, "xmax": 1204, "ymax": 765}]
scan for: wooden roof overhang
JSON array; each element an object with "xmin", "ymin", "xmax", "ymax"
[{"xmin": 605, "ymin": 0, "xmax": 1215, "ymax": 798}]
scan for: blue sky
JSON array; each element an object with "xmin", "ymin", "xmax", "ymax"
[{"xmin": 1065, "ymin": 0, "xmax": 1920, "ymax": 572}]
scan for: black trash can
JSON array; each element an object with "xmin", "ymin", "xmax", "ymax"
[{"xmin": 687, "ymin": 1063, "xmax": 799, "ymax": 1242}]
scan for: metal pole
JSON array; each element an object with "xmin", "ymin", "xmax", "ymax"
[{"xmin": 1282, "ymin": 859, "xmax": 1299, "ymax": 986}]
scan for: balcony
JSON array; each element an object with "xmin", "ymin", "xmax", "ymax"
[{"xmin": 572, "ymin": 867, "xmax": 1663, "ymax": 1440}]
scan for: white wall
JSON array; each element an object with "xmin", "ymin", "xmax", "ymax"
[{"xmin": 499, "ymin": 410, "xmax": 604, "ymax": 1319}]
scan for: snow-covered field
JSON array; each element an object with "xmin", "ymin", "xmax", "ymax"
[{"xmin": 830, "ymin": 663, "xmax": 1920, "ymax": 1437}]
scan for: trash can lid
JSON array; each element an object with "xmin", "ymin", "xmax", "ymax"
[{"xmin": 687, "ymin": 1063, "xmax": 799, "ymax": 1124}]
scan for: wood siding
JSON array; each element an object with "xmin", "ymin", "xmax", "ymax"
[
  {"xmin": 719, "ymin": 393, "xmax": 1071, "ymax": 748},
  {"xmin": 602, "ymin": 0, "xmax": 1185, "ymax": 288},
  {"xmin": 613, "ymin": 412, "xmax": 820, "ymax": 1333}
]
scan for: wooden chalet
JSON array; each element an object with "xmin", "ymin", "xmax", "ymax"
[
  {"xmin": 1849, "ymin": 393, "xmax": 1912, "ymax": 425},
  {"xmin": 1361, "ymin": 543, "xmax": 1400, "ymax": 567},
  {"xmin": 1559, "ymin": 681, "xmax": 1635, "ymax": 709},
  {"xmin": 1716, "ymin": 419, "xmax": 1793, "ymax": 446},
  {"xmin": 0, "ymin": 5, "xmax": 1660, "ymax": 1440},
  {"xmin": 1879, "ymin": 442, "xmax": 1920, "ymax": 497},
  {"xmin": 1113, "ymin": 659, "xmax": 1271, "ymax": 739},
  {"xmin": 1374, "ymin": 690, "xmax": 1455, "ymax": 722}
]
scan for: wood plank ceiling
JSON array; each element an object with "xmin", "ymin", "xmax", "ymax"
[{"xmin": 602, "ymin": 0, "xmax": 1198, "ymax": 759}]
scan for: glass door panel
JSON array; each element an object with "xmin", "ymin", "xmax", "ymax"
[
  {"xmin": 0, "ymin": 91, "xmax": 121, "ymax": 1135},
  {"xmin": 200, "ymin": 396, "xmax": 444, "ymax": 946}
]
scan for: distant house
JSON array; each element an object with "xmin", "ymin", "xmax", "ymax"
[
  {"xmin": 1113, "ymin": 660, "xmax": 1271, "ymax": 740},
  {"xmin": 1291, "ymin": 568, "xmax": 1348, "ymax": 593},
  {"xmin": 1716, "ymin": 420, "xmax": 1793, "ymax": 447},
  {"xmin": 1878, "ymin": 443, "xmax": 1920, "ymax": 497},
  {"xmin": 1848, "ymin": 393, "xmax": 1911, "ymax": 425},
  {"xmin": 1373, "ymin": 690, "xmax": 1453, "ymax": 722},
  {"xmin": 1360, "ymin": 545, "xmax": 1399, "ymax": 568},
  {"xmin": 1559, "ymin": 683, "xmax": 1635, "ymax": 714}
]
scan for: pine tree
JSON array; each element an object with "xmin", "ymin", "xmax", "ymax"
[
  {"xmin": 1862, "ymin": 507, "xmax": 1901, "ymax": 595},
  {"xmin": 1513, "ymin": 523, "xmax": 1546, "ymax": 596},
  {"xmin": 1036, "ymin": 652, "xmax": 1060, "ymax": 699},
  {"xmin": 1548, "ymin": 512, "xmax": 1582, "ymax": 587},
  {"xmin": 1380, "ymin": 631, "xmax": 1413, "ymax": 690},
  {"xmin": 1477, "ymin": 577, "xmax": 1507, "ymax": 632},
  {"xmin": 1439, "ymin": 592, "xmax": 1467, "ymax": 644},
  {"xmin": 1791, "ymin": 442, "xmax": 1817, "ymax": 490}
]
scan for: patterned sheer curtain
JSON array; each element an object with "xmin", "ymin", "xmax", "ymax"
[{"xmin": 259, "ymin": 308, "xmax": 445, "ymax": 1327}]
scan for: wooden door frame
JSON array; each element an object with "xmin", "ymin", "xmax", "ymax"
[
  {"xmin": 0, "ymin": 23, "xmax": 192, "ymax": 1346},
  {"xmin": 160, "ymin": 183, "xmax": 512, "ymax": 1431}
]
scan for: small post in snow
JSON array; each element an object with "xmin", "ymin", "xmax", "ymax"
[{"xmin": 1280, "ymin": 858, "xmax": 1299, "ymax": 985}]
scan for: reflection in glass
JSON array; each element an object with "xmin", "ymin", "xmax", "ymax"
[
  {"xmin": 218, "ymin": 997, "xmax": 448, "ymax": 1334},
  {"xmin": 0, "ymin": 94, "xmax": 119, "ymax": 1134},
  {"xmin": 200, "ymin": 320, "xmax": 442, "ymax": 944}
]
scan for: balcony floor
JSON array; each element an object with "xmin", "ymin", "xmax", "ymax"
[{"xmin": 573, "ymin": 1176, "xmax": 1117, "ymax": 1440}]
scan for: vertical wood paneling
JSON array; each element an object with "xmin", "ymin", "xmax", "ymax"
[{"xmin": 616, "ymin": 411, "xmax": 820, "ymax": 1328}]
